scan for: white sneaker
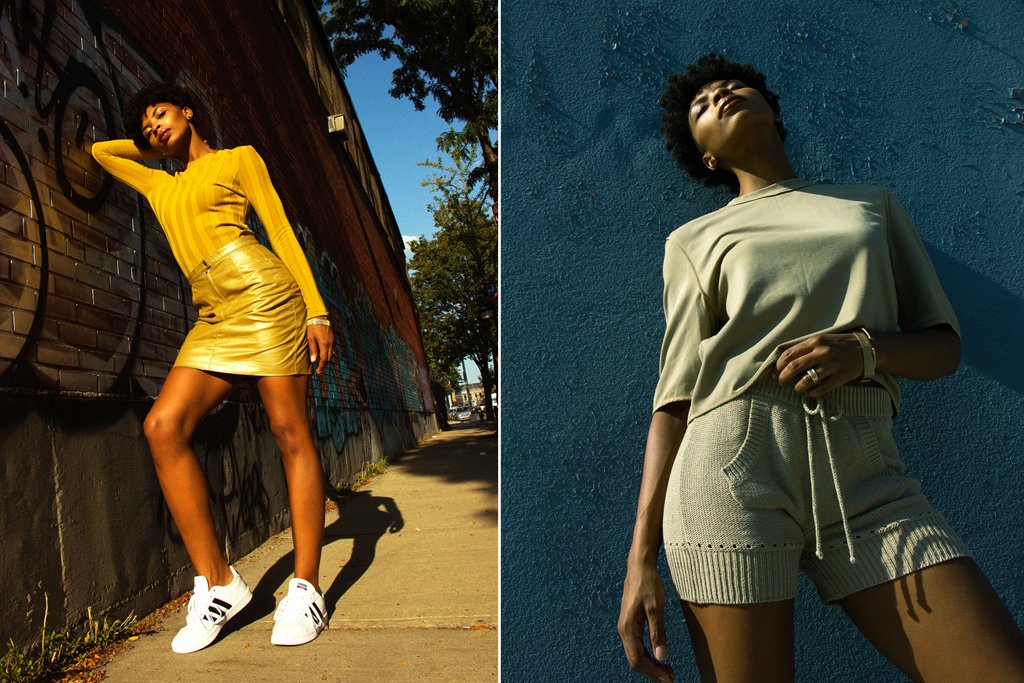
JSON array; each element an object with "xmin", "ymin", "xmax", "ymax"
[
  {"xmin": 170, "ymin": 566, "xmax": 252, "ymax": 654},
  {"xmin": 271, "ymin": 578, "xmax": 328, "ymax": 646}
]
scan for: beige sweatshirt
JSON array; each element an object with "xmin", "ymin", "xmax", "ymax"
[{"xmin": 653, "ymin": 179, "xmax": 959, "ymax": 422}]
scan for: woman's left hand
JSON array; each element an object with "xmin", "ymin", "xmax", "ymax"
[
  {"xmin": 306, "ymin": 319, "xmax": 335, "ymax": 375},
  {"xmin": 774, "ymin": 333, "xmax": 864, "ymax": 397}
]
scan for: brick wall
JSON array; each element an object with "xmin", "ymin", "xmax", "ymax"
[{"xmin": 0, "ymin": 0, "xmax": 435, "ymax": 647}]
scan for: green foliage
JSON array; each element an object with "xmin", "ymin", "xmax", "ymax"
[
  {"xmin": 1, "ymin": 597, "xmax": 139, "ymax": 682},
  {"xmin": 351, "ymin": 458, "xmax": 390, "ymax": 490},
  {"xmin": 320, "ymin": 0, "xmax": 498, "ymax": 203},
  {"xmin": 424, "ymin": 334, "xmax": 461, "ymax": 391},
  {"xmin": 410, "ymin": 133, "xmax": 497, "ymax": 404}
]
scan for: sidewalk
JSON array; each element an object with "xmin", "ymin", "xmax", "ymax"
[{"xmin": 100, "ymin": 424, "xmax": 498, "ymax": 682}]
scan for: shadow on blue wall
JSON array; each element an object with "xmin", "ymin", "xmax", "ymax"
[
  {"xmin": 931, "ymin": 248, "xmax": 1024, "ymax": 392},
  {"xmin": 501, "ymin": 1, "xmax": 1024, "ymax": 680}
]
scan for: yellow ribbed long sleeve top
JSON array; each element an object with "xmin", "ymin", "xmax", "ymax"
[{"xmin": 91, "ymin": 140, "xmax": 327, "ymax": 319}]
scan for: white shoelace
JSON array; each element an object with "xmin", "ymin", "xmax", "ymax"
[
  {"xmin": 274, "ymin": 593, "xmax": 309, "ymax": 621},
  {"xmin": 186, "ymin": 589, "xmax": 232, "ymax": 627}
]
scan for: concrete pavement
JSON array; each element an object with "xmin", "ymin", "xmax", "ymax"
[{"xmin": 99, "ymin": 423, "xmax": 498, "ymax": 682}]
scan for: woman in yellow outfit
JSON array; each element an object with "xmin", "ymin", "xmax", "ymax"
[{"xmin": 91, "ymin": 82, "xmax": 332, "ymax": 653}]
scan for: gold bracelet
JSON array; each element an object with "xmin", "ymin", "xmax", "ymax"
[
  {"xmin": 306, "ymin": 318, "xmax": 331, "ymax": 328},
  {"xmin": 852, "ymin": 328, "xmax": 876, "ymax": 380}
]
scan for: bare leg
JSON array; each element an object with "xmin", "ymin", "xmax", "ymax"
[
  {"xmin": 257, "ymin": 375, "xmax": 325, "ymax": 590},
  {"xmin": 681, "ymin": 599, "xmax": 795, "ymax": 683},
  {"xmin": 840, "ymin": 558, "xmax": 1024, "ymax": 682},
  {"xmin": 144, "ymin": 367, "xmax": 240, "ymax": 587}
]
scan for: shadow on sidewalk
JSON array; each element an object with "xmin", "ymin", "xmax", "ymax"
[
  {"xmin": 218, "ymin": 490, "xmax": 404, "ymax": 633},
  {"xmin": 388, "ymin": 424, "xmax": 498, "ymax": 508},
  {"xmin": 217, "ymin": 424, "xmax": 496, "ymax": 635}
]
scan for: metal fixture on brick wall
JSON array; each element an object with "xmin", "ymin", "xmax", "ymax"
[{"xmin": 327, "ymin": 113, "xmax": 348, "ymax": 139}]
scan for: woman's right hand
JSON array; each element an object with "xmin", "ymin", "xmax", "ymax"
[{"xmin": 618, "ymin": 556, "xmax": 674, "ymax": 682}]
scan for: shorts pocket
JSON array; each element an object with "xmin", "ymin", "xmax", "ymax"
[
  {"xmin": 720, "ymin": 397, "xmax": 795, "ymax": 511},
  {"xmin": 851, "ymin": 415, "xmax": 906, "ymax": 476},
  {"xmin": 851, "ymin": 416, "xmax": 885, "ymax": 475}
]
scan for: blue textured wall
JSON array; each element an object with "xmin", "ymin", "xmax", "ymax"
[{"xmin": 501, "ymin": 1, "xmax": 1024, "ymax": 680}]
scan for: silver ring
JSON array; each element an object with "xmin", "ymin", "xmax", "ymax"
[{"xmin": 806, "ymin": 368, "xmax": 821, "ymax": 385}]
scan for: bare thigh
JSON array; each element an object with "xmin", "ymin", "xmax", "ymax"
[
  {"xmin": 682, "ymin": 599, "xmax": 795, "ymax": 683},
  {"xmin": 145, "ymin": 367, "xmax": 240, "ymax": 446},
  {"xmin": 256, "ymin": 375, "xmax": 314, "ymax": 452},
  {"xmin": 840, "ymin": 558, "xmax": 1024, "ymax": 682}
]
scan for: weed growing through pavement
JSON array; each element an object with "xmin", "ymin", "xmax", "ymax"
[
  {"xmin": 325, "ymin": 459, "xmax": 389, "ymax": 512},
  {"xmin": 352, "ymin": 458, "xmax": 389, "ymax": 490},
  {"xmin": 0, "ymin": 595, "xmax": 138, "ymax": 682}
]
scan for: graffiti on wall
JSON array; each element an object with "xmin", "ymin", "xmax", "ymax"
[
  {"xmin": 0, "ymin": 0, "xmax": 190, "ymax": 395},
  {"xmin": 0, "ymin": 0, "xmax": 430, "ymax": 431},
  {"xmin": 0, "ymin": 1, "xmax": 432, "ymax": 651},
  {"xmin": 248, "ymin": 217, "xmax": 430, "ymax": 453}
]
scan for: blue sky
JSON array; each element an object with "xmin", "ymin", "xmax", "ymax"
[
  {"xmin": 342, "ymin": 54, "xmax": 449, "ymax": 244},
  {"xmin": 342, "ymin": 54, "xmax": 486, "ymax": 388}
]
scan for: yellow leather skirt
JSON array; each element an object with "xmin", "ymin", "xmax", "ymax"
[{"xmin": 173, "ymin": 234, "xmax": 312, "ymax": 376}]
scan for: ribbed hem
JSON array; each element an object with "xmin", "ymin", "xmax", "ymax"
[
  {"xmin": 804, "ymin": 512, "xmax": 973, "ymax": 604},
  {"xmin": 665, "ymin": 544, "xmax": 801, "ymax": 604}
]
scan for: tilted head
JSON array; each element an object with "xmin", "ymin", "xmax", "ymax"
[
  {"xmin": 125, "ymin": 81, "xmax": 202, "ymax": 153},
  {"xmin": 660, "ymin": 53, "xmax": 787, "ymax": 191}
]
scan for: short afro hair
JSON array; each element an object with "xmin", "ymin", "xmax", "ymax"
[
  {"xmin": 125, "ymin": 81, "xmax": 199, "ymax": 149},
  {"xmin": 659, "ymin": 53, "xmax": 786, "ymax": 192}
]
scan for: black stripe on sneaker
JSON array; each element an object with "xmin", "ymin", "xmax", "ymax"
[
  {"xmin": 310, "ymin": 603, "xmax": 324, "ymax": 625},
  {"xmin": 211, "ymin": 597, "xmax": 233, "ymax": 610}
]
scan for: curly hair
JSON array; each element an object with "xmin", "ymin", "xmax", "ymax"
[
  {"xmin": 125, "ymin": 81, "xmax": 200, "ymax": 149},
  {"xmin": 659, "ymin": 53, "xmax": 787, "ymax": 192}
]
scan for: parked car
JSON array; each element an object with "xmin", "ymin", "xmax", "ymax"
[{"xmin": 455, "ymin": 407, "xmax": 473, "ymax": 421}]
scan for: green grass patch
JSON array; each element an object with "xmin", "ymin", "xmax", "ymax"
[
  {"xmin": 1, "ymin": 596, "xmax": 139, "ymax": 682},
  {"xmin": 325, "ymin": 459, "xmax": 391, "ymax": 509},
  {"xmin": 351, "ymin": 458, "xmax": 389, "ymax": 490}
]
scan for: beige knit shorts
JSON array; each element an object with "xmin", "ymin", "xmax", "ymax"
[{"xmin": 662, "ymin": 378, "xmax": 971, "ymax": 605}]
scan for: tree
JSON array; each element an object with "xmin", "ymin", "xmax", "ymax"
[
  {"xmin": 423, "ymin": 334, "xmax": 460, "ymax": 392},
  {"xmin": 320, "ymin": 0, "xmax": 498, "ymax": 208},
  {"xmin": 410, "ymin": 134, "xmax": 497, "ymax": 420}
]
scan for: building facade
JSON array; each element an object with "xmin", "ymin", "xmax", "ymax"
[{"xmin": 0, "ymin": 0, "xmax": 434, "ymax": 647}]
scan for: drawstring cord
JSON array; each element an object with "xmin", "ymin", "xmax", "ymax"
[{"xmin": 803, "ymin": 396, "xmax": 857, "ymax": 564}]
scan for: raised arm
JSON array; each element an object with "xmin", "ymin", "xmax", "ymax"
[
  {"xmin": 236, "ymin": 146, "xmax": 328, "ymax": 320},
  {"xmin": 90, "ymin": 139, "xmax": 161, "ymax": 195}
]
